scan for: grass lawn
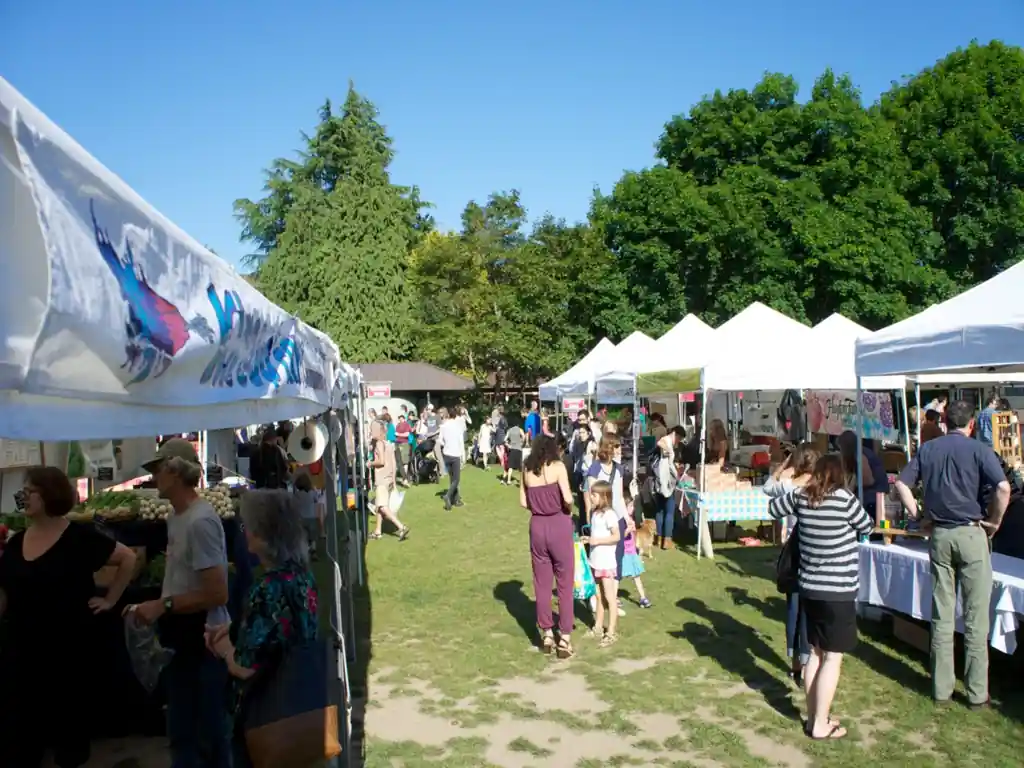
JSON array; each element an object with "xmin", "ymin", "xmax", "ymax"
[{"xmin": 339, "ymin": 464, "xmax": 1024, "ymax": 768}]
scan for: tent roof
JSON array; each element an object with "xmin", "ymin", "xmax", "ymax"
[
  {"xmin": 0, "ymin": 77, "xmax": 348, "ymax": 440},
  {"xmin": 595, "ymin": 331, "xmax": 660, "ymax": 377},
  {"xmin": 856, "ymin": 261, "xmax": 1024, "ymax": 377},
  {"xmin": 539, "ymin": 338, "xmax": 615, "ymax": 399},
  {"xmin": 353, "ymin": 362, "xmax": 474, "ymax": 392}
]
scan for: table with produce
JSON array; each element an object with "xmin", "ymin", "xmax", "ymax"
[{"xmin": 0, "ymin": 484, "xmax": 250, "ymax": 741}]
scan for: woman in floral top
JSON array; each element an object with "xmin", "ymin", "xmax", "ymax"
[{"xmin": 207, "ymin": 490, "xmax": 318, "ymax": 768}]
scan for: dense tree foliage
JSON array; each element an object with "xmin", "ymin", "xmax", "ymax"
[{"xmin": 237, "ymin": 42, "xmax": 1024, "ymax": 383}]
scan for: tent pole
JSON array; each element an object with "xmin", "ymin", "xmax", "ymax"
[
  {"xmin": 855, "ymin": 381, "xmax": 864, "ymax": 507},
  {"xmin": 914, "ymin": 380, "xmax": 922, "ymax": 449},
  {"xmin": 697, "ymin": 387, "xmax": 709, "ymax": 559},
  {"xmin": 632, "ymin": 382, "xmax": 640, "ymax": 480},
  {"xmin": 322, "ymin": 411, "xmax": 353, "ymax": 768},
  {"xmin": 899, "ymin": 388, "xmax": 911, "ymax": 460}
]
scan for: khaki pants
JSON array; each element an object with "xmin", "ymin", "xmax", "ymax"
[{"xmin": 930, "ymin": 524, "xmax": 992, "ymax": 704}]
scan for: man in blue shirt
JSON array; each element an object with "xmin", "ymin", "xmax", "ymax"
[
  {"xmin": 975, "ymin": 393, "xmax": 1000, "ymax": 447},
  {"xmin": 895, "ymin": 400, "xmax": 1010, "ymax": 709},
  {"xmin": 524, "ymin": 400, "xmax": 541, "ymax": 443}
]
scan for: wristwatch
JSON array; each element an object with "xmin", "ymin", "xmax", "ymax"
[{"xmin": 163, "ymin": 596, "xmax": 174, "ymax": 614}]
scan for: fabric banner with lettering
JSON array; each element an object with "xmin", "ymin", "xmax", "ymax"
[
  {"xmin": 0, "ymin": 78, "xmax": 350, "ymax": 440},
  {"xmin": 806, "ymin": 390, "xmax": 899, "ymax": 443}
]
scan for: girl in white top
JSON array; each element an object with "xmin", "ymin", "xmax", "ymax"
[{"xmin": 582, "ymin": 480, "xmax": 622, "ymax": 647}]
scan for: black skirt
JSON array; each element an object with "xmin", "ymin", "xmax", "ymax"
[
  {"xmin": 801, "ymin": 597, "xmax": 858, "ymax": 654},
  {"xmin": 508, "ymin": 449, "xmax": 523, "ymax": 471}
]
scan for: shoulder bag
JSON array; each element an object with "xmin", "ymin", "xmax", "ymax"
[{"xmin": 775, "ymin": 524, "xmax": 800, "ymax": 595}]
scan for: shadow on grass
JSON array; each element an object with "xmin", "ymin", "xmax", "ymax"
[
  {"xmin": 671, "ymin": 597, "xmax": 800, "ymax": 721},
  {"xmin": 494, "ymin": 580, "xmax": 541, "ymax": 647},
  {"xmin": 725, "ymin": 586, "xmax": 787, "ymax": 622},
  {"xmin": 716, "ymin": 545, "xmax": 778, "ymax": 583}
]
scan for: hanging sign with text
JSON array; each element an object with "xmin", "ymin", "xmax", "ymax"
[
  {"xmin": 365, "ymin": 382, "xmax": 392, "ymax": 399},
  {"xmin": 806, "ymin": 390, "xmax": 899, "ymax": 443},
  {"xmin": 562, "ymin": 397, "xmax": 586, "ymax": 413}
]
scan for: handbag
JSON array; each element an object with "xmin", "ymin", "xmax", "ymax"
[
  {"xmin": 776, "ymin": 524, "xmax": 800, "ymax": 595},
  {"xmin": 572, "ymin": 534, "xmax": 597, "ymax": 601},
  {"xmin": 240, "ymin": 639, "xmax": 342, "ymax": 768}
]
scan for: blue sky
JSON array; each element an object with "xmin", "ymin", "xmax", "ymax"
[{"xmin": 4, "ymin": 0, "xmax": 1022, "ymax": 270}]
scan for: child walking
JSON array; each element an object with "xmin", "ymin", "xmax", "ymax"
[
  {"xmin": 620, "ymin": 493, "xmax": 651, "ymax": 608},
  {"xmin": 582, "ymin": 480, "xmax": 621, "ymax": 647}
]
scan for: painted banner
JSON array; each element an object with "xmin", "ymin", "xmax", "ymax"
[
  {"xmin": 806, "ymin": 390, "xmax": 899, "ymax": 443},
  {"xmin": 366, "ymin": 383, "xmax": 392, "ymax": 398},
  {"xmin": 0, "ymin": 78, "xmax": 344, "ymax": 441},
  {"xmin": 562, "ymin": 397, "xmax": 585, "ymax": 413}
]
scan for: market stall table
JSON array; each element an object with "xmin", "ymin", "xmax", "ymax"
[{"xmin": 858, "ymin": 540, "xmax": 1024, "ymax": 653}]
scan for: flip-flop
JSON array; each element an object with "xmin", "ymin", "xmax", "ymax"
[{"xmin": 807, "ymin": 724, "xmax": 847, "ymax": 741}]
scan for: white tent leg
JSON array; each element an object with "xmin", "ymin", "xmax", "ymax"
[
  {"xmin": 697, "ymin": 390, "xmax": 712, "ymax": 559},
  {"xmin": 914, "ymin": 380, "xmax": 922, "ymax": 449},
  {"xmin": 899, "ymin": 388, "xmax": 911, "ymax": 460},
  {"xmin": 855, "ymin": 381, "xmax": 865, "ymax": 508}
]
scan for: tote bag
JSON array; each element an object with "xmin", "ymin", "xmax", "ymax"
[
  {"xmin": 776, "ymin": 525, "xmax": 800, "ymax": 595},
  {"xmin": 241, "ymin": 639, "xmax": 342, "ymax": 768},
  {"xmin": 572, "ymin": 534, "xmax": 597, "ymax": 601}
]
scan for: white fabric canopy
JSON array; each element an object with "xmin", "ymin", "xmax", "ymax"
[
  {"xmin": 699, "ymin": 303, "xmax": 812, "ymax": 391},
  {"xmin": 651, "ymin": 313, "xmax": 715, "ymax": 370},
  {"xmin": 594, "ymin": 331, "xmax": 660, "ymax": 399},
  {"xmin": 813, "ymin": 313, "xmax": 1024, "ymax": 390},
  {"xmin": 856, "ymin": 260, "xmax": 1024, "ymax": 377},
  {"xmin": 539, "ymin": 337, "xmax": 615, "ymax": 400},
  {"xmin": 0, "ymin": 77, "xmax": 350, "ymax": 440}
]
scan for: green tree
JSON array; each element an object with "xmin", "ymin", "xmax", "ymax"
[
  {"xmin": 606, "ymin": 68, "xmax": 955, "ymax": 330},
  {"xmin": 878, "ymin": 41, "xmax": 1024, "ymax": 284},
  {"xmin": 241, "ymin": 85, "xmax": 430, "ymax": 359}
]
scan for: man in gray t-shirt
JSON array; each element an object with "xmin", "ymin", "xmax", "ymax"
[
  {"xmin": 132, "ymin": 438, "xmax": 231, "ymax": 767},
  {"xmin": 163, "ymin": 497, "xmax": 230, "ymax": 628}
]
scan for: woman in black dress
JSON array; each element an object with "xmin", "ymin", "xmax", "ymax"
[{"xmin": 0, "ymin": 466, "xmax": 137, "ymax": 767}]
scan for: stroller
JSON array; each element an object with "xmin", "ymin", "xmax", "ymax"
[{"xmin": 411, "ymin": 436, "xmax": 440, "ymax": 484}]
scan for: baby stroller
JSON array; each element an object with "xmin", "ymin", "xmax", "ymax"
[{"xmin": 411, "ymin": 436, "xmax": 440, "ymax": 484}]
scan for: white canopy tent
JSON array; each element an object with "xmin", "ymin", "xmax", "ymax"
[
  {"xmin": 855, "ymin": 259, "xmax": 1024, "ymax": 377},
  {"xmin": 0, "ymin": 76, "xmax": 351, "ymax": 441},
  {"xmin": 816, "ymin": 313, "xmax": 1024, "ymax": 390},
  {"xmin": 0, "ymin": 77, "xmax": 356, "ymax": 761},
  {"xmin": 594, "ymin": 331, "xmax": 661, "ymax": 400},
  {"xmin": 657, "ymin": 313, "xmax": 714, "ymax": 353},
  {"xmin": 539, "ymin": 337, "xmax": 615, "ymax": 401}
]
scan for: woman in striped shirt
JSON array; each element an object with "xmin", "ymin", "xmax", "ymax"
[{"xmin": 768, "ymin": 454, "xmax": 872, "ymax": 741}]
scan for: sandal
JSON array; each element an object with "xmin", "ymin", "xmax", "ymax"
[
  {"xmin": 584, "ymin": 627, "xmax": 603, "ymax": 640},
  {"xmin": 398, "ymin": 526, "xmax": 410, "ymax": 541},
  {"xmin": 540, "ymin": 631, "xmax": 555, "ymax": 654},
  {"xmin": 368, "ymin": 532, "xmax": 382, "ymax": 540},
  {"xmin": 806, "ymin": 724, "xmax": 847, "ymax": 741},
  {"xmin": 555, "ymin": 637, "xmax": 574, "ymax": 659},
  {"xmin": 599, "ymin": 633, "xmax": 618, "ymax": 648}
]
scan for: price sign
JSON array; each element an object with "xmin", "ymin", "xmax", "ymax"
[{"xmin": 96, "ymin": 467, "xmax": 114, "ymax": 482}]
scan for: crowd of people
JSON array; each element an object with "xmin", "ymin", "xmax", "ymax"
[{"xmin": 0, "ymin": 439, "xmax": 322, "ymax": 767}]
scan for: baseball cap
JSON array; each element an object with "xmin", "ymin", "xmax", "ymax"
[{"xmin": 142, "ymin": 438, "xmax": 201, "ymax": 474}]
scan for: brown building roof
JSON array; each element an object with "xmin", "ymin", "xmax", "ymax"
[{"xmin": 353, "ymin": 362, "xmax": 474, "ymax": 392}]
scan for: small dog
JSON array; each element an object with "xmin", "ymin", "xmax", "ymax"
[{"xmin": 634, "ymin": 519, "xmax": 657, "ymax": 559}]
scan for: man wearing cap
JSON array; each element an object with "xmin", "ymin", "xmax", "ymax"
[{"xmin": 129, "ymin": 438, "xmax": 230, "ymax": 767}]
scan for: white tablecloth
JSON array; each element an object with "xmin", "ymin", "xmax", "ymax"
[{"xmin": 859, "ymin": 540, "xmax": 1024, "ymax": 653}]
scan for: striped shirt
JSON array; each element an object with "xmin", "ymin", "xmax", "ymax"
[{"xmin": 768, "ymin": 487, "xmax": 872, "ymax": 601}]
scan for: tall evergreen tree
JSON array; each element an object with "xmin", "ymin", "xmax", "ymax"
[{"xmin": 238, "ymin": 84, "xmax": 431, "ymax": 360}]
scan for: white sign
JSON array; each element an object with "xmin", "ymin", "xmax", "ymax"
[
  {"xmin": 366, "ymin": 383, "xmax": 392, "ymax": 398},
  {"xmin": 0, "ymin": 440, "xmax": 42, "ymax": 469},
  {"xmin": 78, "ymin": 440, "xmax": 117, "ymax": 478}
]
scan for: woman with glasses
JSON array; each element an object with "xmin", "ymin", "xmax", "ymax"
[{"xmin": 0, "ymin": 466, "xmax": 137, "ymax": 767}]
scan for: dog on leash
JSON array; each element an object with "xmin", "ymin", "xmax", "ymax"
[{"xmin": 634, "ymin": 519, "xmax": 657, "ymax": 558}]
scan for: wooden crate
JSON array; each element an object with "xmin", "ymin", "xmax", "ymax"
[{"xmin": 893, "ymin": 614, "xmax": 929, "ymax": 652}]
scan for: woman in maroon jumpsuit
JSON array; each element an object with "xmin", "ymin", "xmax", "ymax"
[{"xmin": 520, "ymin": 435, "xmax": 576, "ymax": 658}]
